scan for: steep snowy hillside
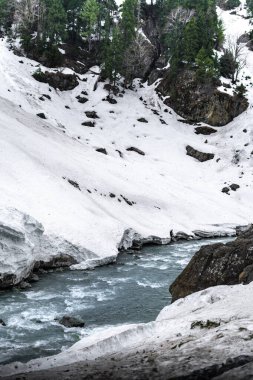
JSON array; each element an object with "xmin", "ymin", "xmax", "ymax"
[
  {"xmin": 1, "ymin": 0, "xmax": 253, "ymax": 378},
  {"xmin": 0, "ymin": 0, "xmax": 253, "ymax": 280}
]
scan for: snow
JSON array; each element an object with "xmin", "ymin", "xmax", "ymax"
[
  {"xmin": 0, "ymin": 5, "xmax": 253, "ymax": 274},
  {"xmin": 0, "ymin": 0, "xmax": 253, "ymax": 375}
]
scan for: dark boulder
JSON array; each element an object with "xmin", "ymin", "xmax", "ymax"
[
  {"xmin": 33, "ymin": 70, "xmax": 79, "ymax": 91},
  {"xmin": 0, "ymin": 319, "xmax": 6, "ymax": 327},
  {"xmin": 82, "ymin": 121, "xmax": 95, "ymax": 127},
  {"xmin": 170, "ymin": 225, "xmax": 253, "ymax": 302},
  {"xmin": 37, "ymin": 113, "xmax": 47, "ymax": 119},
  {"xmin": 126, "ymin": 147, "xmax": 145, "ymax": 156},
  {"xmin": 85, "ymin": 111, "xmax": 99, "ymax": 119},
  {"xmin": 157, "ymin": 69, "xmax": 248, "ymax": 126},
  {"xmin": 96, "ymin": 148, "xmax": 107, "ymax": 155},
  {"xmin": 222, "ymin": 187, "xmax": 230, "ymax": 194},
  {"xmin": 195, "ymin": 126, "xmax": 217, "ymax": 135},
  {"xmin": 137, "ymin": 118, "xmax": 148, "ymax": 123},
  {"xmin": 57, "ymin": 316, "xmax": 85, "ymax": 328},
  {"xmin": 186, "ymin": 145, "xmax": 214, "ymax": 162},
  {"xmin": 230, "ymin": 183, "xmax": 240, "ymax": 191},
  {"xmin": 76, "ymin": 96, "xmax": 88, "ymax": 104}
]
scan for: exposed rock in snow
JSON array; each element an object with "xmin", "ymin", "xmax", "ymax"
[
  {"xmin": 33, "ymin": 70, "xmax": 79, "ymax": 91},
  {"xmin": 186, "ymin": 145, "xmax": 215, "ymax": 162},
  {"xmin": 169, "ymin": 225, "xmax": 253, "ymax": 302},
  {"xmin": 158, "ymin": 69, "xmax": 248, "ymax": 126}
]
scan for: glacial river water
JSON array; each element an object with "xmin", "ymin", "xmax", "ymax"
[{"xmin": 0, "ymin": 237, "xmax": 232, "ymax": 365}]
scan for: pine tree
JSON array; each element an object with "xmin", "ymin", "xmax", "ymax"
[
  {"xmin": 195, "ymin": 47, "xmax": 218, "ymax": 81},
  {"xmin": 183, "ymin": 17, "xmax": 200, "ymax": 63},
  {"xmin": 80, "ymin": 0, "xmax": 100, "ymax": 51},
  {"xmin": 120, "ymin": 0, "xmax": 138, "ymax": 51},
  {"xmin": 44, "ymin": 0, "xmax": 67, "ymax": 46},
  {"xmin": 104, "ymin": 25, "xmax": 123, "ymax": 85}
]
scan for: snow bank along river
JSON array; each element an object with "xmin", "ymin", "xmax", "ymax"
[{"xmin": 0, "ymin": 237, "xmax": 233, "ymax": 366}]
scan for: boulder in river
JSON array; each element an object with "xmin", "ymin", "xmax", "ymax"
[
  {"xmin": 170, "ymin": 225, "xmax": 253, "ymax": 302},
  {"xmin": 57, "ymin": 316, "xmax": 85, "ymax": 328}
]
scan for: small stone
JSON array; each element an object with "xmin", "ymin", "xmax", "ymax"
[
  {"xmin": 85, "ymin": 111, "xmax": 99, "ymax": 119},
  {"xmin": 82, "ymin": 121, "xmax": 95, "ymax": 128},
  {"xmin": 137, "ymin": 117, "xmax": 148, "ymax": 123},
  {"xmin": 222, "ymin": 187, "xmax": 230, "ymax": 194},
  {"xmin": 37, "ymin": 113, "xmax": 47, "ymax": 119},
  {"xmin": 96, "ymin": 148, "xmax": 107, "ymax": 155}
]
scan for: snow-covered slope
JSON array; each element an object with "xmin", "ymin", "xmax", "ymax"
[
  {"xmin": 0, "ymin": 0, "xmax": 253, "ymax": 377},
  {"xmin": 0, "ymin": 2, "xmax": 253, "ymax": 272}
]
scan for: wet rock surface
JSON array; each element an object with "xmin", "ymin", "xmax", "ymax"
[
  {"xmin": 57, "ymin": 316, "xmax": 85, "ymax": 328},
  {"xmin": 170, "ymin": 225, "xmax": 253, "ymax": 302}
]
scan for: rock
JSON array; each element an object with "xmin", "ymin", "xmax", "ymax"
[
  {"xmin": 126, "ymin": 147, "xmax": 145, "ymax": 156},
  {"xmin": 57, "ymin": 316, "xmax": 85, "ymax": 328},
  {"xmin": 186, "ymin": 145, "xmax": 214, "ymax": 162},
  {"xmin": 195, "ymin": 126, "xmax": 217, "ymax": 135},
  {"xmin": 19, "ymin": 281, "xmax": 32, "ymax": 290},
  {"xmin": 76, "ymin": 96, "xmax": 88, "ymax": 104},
  {"xmin": 85, "ymin": 111, "xmax": 99, "ymax": 119},
  {"xmin": 222, "ymin": 187, "xmax": 230, "ymax": 194},
  {"xmin": 230, "ymin": 183, "xmax": 240, "ymax": 191},
  {"xmin": 157, "ymin": 69, "xmax": 248, "ymax": 126},
  {"xmin": 0, "ymin": 319, "xmax": 6, "ymax": 327},
  {"xmin": 170, "ymin": 225, "xmax": 253, "ymax": 302},
  {"xmin": 239, "ymin": 264, "xmax": 253, "ymax": 285},
  {"xmin": 96, "ymin": 148, "xmax": 107, "ymax": 155},
  {"xmin": 103, "ymin": 84, "xmax": 120, "ymax": 95},
  {"xmin": 67, "ymin": 179, "xmax": 81, "ymax": 191},
  {"xmin": 137, "ymin": 118, "xmax": 148, "ymax": 123},
  {"xmin": 124, "ymin": 31, "xmax": 157, "ymax": 80},
  {"xmin": 27, "ymin": 273, "xmax": 39, "ymax": 283},
  {"xmin": 33, "ymin": 70, "xmax": 79, "ymax": 91},
  {"xmin": 106, "ymin": 97, "xmax": 117, "ymax": 104},
  {"xmin": 37, "ymin": 113, "xmax": 47, "ymax": 119},
  {"xmin": 82, "ymin": 121, "xmax": 95, "ymax": 128}
]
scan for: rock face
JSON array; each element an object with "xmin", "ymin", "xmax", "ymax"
[
  {"xmin": 124, "ymin": 31, "xmax": 158, "ymax": 80},
  {"xmin": 186, "ymin": 145, "xmax": 214, "ymax": 162},
  {"xmin": 170, "ymin": 225, "xmax": 253, "ymax": 302},
  {"xmin": 33, "ymin": 71, "xmax": 79, "ymax": 91},
  {"xmin": 157, "ymin": 69, "xmax": 248, "ymax": 126}
]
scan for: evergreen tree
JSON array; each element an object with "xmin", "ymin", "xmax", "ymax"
[
  {"xmin": 80, "ymin": 0, "xmax": 100, "ymax": 51},
  {"xmin": 103, "ymin": 24, "xmax": 123, "ymax": 85},
  {"xmin": 120, "ymin": 0, "xmax": 138, "ymax": 50},
  {"xmin": 195, "ymin": 47, "xmax": 218, "ymax": 81},
  {"xmin": 44, "ymin": 0, "xmax": 67, "ymax": 46},
  {"xmin": 183, "ymin": 17, "xmax": 199, "ymax": 63}
]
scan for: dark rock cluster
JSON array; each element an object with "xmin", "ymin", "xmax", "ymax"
[{"xmin": 170, "ymin": 225, "xmax": 253, "ymax": 302}]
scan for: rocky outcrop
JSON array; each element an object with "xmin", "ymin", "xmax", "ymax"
[
  {"xmin": 157, "ymin": 69, "xmax": 248, "ymax": 126},
  {"xmin": 33, "ymin": 70, "xmax": 79, "ymax": 91},
  {"xmin": 124, "ymin": 31, "xmax": 158, "ymax": 81},
  {"xmin": 170, "ymin": 225, "xmax": 253, "ymax": 302},
  {"xmin": 186, "ymin": 145, "xmax": 214, "ymax": 162}
]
